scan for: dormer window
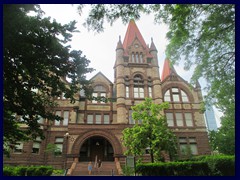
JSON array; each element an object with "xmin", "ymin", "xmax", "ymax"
[{"xmin": 92, "ymin": 85, "xmax": 107, "ymax": 103}]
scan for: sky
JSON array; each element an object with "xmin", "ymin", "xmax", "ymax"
[{"xmin": 39, "ymin": 4, "xmax": 222, "ymax": 127}]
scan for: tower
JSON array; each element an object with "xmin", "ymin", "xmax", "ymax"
[{"xmin": 114, "ymin": 20, "xmax": 163, "ymax": 124}]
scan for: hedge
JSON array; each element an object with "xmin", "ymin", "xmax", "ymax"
[
  {"xmin": 3, "ymin": 165, "xmax": 53, "ymax": 176},
  {"xmin": 136, "ymin": 155, "xmax": 235, "ymax": 176}
]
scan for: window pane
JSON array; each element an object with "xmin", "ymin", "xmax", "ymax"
[
  {"xmin": 164, "ymin": 90, "xmax": 170, "ymax": 101},
  {"xmin": 176, "ymin": 113, "xmax": 183, "ymax": 126},
  {"xmin": 32, "ymin": 142, "xmax": 40, "ymax": 154},
  {"xmin": 134, "ymin": 87, "xmax": 139, "ymax": 98},
  {"xmin": 180, "ymin": 144, "xmax": 188, "ymax": 155},
  {"xmin": 96, "ymin": 114, "xmax": 101, "ymax": 124},
  {"xmin": 55, "ymin": 144, "xmax": 63, "ymax": 153},
  {"xmin": 14, "ymin": 142, "xmax": 23, "ymax": 153},
  {"xmin": 126, "ymin": 86, "xmax": 129, "ymax": 98},
  {"xmin": 92, "ymin": 93, "xmax": 98, "ymax": 103},
  {"xmin": 173, "ymin": 94, "xmax": 180, "ymax": 101},
  {"xmin": 129, "ymin": 110, "xmax": 135, "ymax": 124},
  {"xmin": 166, "ymin": 113, "xmax": 174, "ymax": 127},
  {"xmin": 87, "ymin": 115, "xmax": 93, "ymax": 124},
  {"xmin": 33, "ymin": 142, "xmax": 40, "ymax": 148},
  {"xmin": 139, "ymin": 53, "xmax": 143, "ymax": 63},
  {"xmin": 135, "ymin": 53, "xmax": 139, "ymax": 63},
  {"xmin": 189, "ymin": 137, "xmax": 196, "ymax": 143},
  {"xmin": 100, "ymin": 93, "xmax": 106, "ymax": 103},
  {"xmin": 179, "ymin": 137, "xmax": 187, "ymax": 143},
  {"xmin": 63, "ymin": 111, "xmax": 69, "ymax": 125},
  {"xmin": 172, "ymin": 88, "xmax": 178, "ymax": 93},
  {"xmin": 185, "ymin": 113, "xmax": 193, "ymax": 126},
  {"xmin": 181, "ymin": 90, "xmax": 189, "ymax": 102},
  {"xmin": 55, "ymin": 111, "xmax": 61, "ymax": 125},
  {"xmin": 132, "ymin": 53, "xmax": 135, "ymax": 62},
  {"xmin": 165, "ymin": 90, "xmax": 170, "ymax": 95},
  {"xmin": 104, "ymin": 115, "xmax": 110, "ymax": 124},
  {"xmin": 55, "ymin": 137, "xmax": 64, "ymax": 143},
  {"xmin": 190, "ymin": 144, "xmax": 198, "ymax": 155},
  {"xmin": 148, "ymin": 87, "xmax": 152, "ymax": 97},
  {"xmin": 139, "ymin": 88, "xmax": 144, "ymax": 98}
]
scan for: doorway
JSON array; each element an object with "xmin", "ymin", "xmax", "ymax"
[{"xmin": 79, "ymin": 136, "xmax": 114, "ymax": 162}]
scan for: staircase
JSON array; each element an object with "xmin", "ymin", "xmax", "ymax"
[{"xmin": 70, "ymin": 161, "xmax": 119, "ymax": 176}]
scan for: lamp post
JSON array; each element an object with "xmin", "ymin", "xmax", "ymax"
[{"xmin": 64, "ymin": 132, "xmax": 70, "ymax": 170}]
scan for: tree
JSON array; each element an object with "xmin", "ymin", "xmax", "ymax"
[
  {"xmin": 121, "ymin": 98, "xmax": 177, "ymax": 163},
  {"xmin": 3, "ymin": 5, "xmax": 94, "ymax": 148},
  {"xmin": 209, "ymin": 114, "xmax": 235, "ymax": 155},
  {"xmin": 79, "ymin": 4, "xmax": 235, "ymax": 154},
  {"xmin": 79, "ymin": 4, "xmax": 235, "ymax": 114}
]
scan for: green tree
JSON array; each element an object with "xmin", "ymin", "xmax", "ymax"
[
  {"xmin": 79, "ymin": 4, "xmax": 235, "ymax": 154},
  {"xmin": 3, "ymin": 5, "xmax": 94, "ymax": 149},
  {"xmin": 209, "ymin": 115, "xmax": 235, "ymax": 155},
  {"xmin": 122, "ymin": 98, "xmax": 177, "ymax": 163}
]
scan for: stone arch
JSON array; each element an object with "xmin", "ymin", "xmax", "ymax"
[{"xmin": 71, "ymin": 129, "xmax": 123, "ymax": 155}]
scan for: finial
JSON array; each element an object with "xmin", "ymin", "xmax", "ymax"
[
  {"xmin": 151, "ymin": 37, "xmax": 153, "ymax": 42},
  {"xmin": 119, "ymin": 35, "xmax": 121, "ymax": 41}
]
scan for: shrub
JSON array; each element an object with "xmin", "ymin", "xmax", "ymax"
[
  {"xmin": 136, "ymin": 155, "xmax": 235, "ymax": 176},
  {"xmin": 3, "ymin": 166, "xmax": 16, "ymax": 176}
]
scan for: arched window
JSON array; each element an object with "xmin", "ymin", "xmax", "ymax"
[
  {"xmin": 164, "ymin": 88, "xmax": 189, "ymax": 102},
  {"xmin": 139, "ymin": 53, "xmax": 143, "ymax": 63},
  {"xmin": 135, "ymin": 52, "xmax": 139, "ymax": 63},
  {"xmin": 133, "ymin": 75, "xmax": 144, "ymax": 98},
  {"xmin": 132, "ymin": 52, "xmax": 135, "ymax": 63}
]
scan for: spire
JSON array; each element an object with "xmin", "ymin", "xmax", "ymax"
[
  {"xmin": 149, "ymin": 37, "xmax": 157, "ymax": 52},
  {"xmin": 122, "ymin": 19, "xmax": 148, "ymax": 49},
  {"xmin": 116, "ymin": 35, "xmax": 123, "ymax": 50},
  {"xmin": 161, "ymin": 58, "xmax": 177, "ymax": 81},
  {"xmin": 195, "ymin": 80, "xmax": 201, "ymax": 88}
]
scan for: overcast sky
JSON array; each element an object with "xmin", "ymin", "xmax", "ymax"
[{"xmin": 39, "ymin": 4, "xmax": 222, "ymax": 127}]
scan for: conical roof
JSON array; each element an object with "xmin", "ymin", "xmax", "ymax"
[
  {"xmin": 161, "ymin": 58, "xmax": 177, "ymax": 81},
  {"xmin": 122, "ymin": 19, "xmax": 148, "ymax": 50}
]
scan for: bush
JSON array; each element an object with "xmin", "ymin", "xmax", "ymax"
[
  {"xmin": 122, "ymin": 165, "xmax": 135, "ymax": 176},
  {"xmin": 3, "ymin": 165, "xmax": 53, "ymax": 176},
  {"xmin": 3, "ymin": 166, "xmax": 17, "ymax": 176},
  {"xmin": 136, "ymin": 155, "xmax": 235, "ymax": 176},
  {"xmin": 15, "ymin": 166, "xmax": 27, "ymax": 176},
  {"xmin": 204, "ymin": 155, "xmax": 235, "ymax": 176}
]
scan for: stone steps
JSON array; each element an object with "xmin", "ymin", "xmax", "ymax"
[{"xmin": 71, "ymin": 161, "xmax": 118, "ymax": 176}]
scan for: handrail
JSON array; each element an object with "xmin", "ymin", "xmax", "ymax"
[{"xmin": 66, "ymin": 158, "xmax": 78, "ymax": 176}]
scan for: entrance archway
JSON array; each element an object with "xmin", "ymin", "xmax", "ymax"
[{"xmin": 79, "ymin": 136, "xmax": 114, "ymax": 162}]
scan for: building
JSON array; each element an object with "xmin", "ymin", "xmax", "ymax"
[
  {"xmin": 4, "ymin": 20, "xmax": 210, "ymax": 173},
  {"xmin": 204, "ymin": 105, "xmax": 218, "ymax": 131}
]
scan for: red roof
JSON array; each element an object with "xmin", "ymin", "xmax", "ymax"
[
  {"xmin": 161, "ymin": 59, "xmax": 176, "ymax": 81},
  {"xmin": 123, "ymin": 19, "xmax": 148, "ymax": 50}
]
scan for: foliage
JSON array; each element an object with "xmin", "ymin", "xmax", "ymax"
[
  {"xmin": 3, "ymin": 165, "xmax": 54, "ymax": 176},
  {"xmin": 45, "ymin": 143, "xmax": 62, "ymax": 156},
  {"xmin": 52, "ymin": 169, "xmax": 64, "ymax": 176},
  {"xmin": 3, "ymin": 4, "xmax": 94, "ymax": 148},
  {"xmin": 122, "ymin": 165, "xmax": 135, "ymax": 176},
  {"xmin": 80, "ymin": 3, "xmax": 235, "ymax": 156},
  {"xmin": 122, "ymin": 98, "xmax": 177, "ymax": 163},
  {"xmin": 136, "ymin": 155, "xmax": 235, "ymax": 176},
  {"xmin": 209, "ymin": 115, "xmax": 235, "ymax": 155},
  {"xmin": 26, "ymin": 166, "xmax": 53, "ymax": 176}
]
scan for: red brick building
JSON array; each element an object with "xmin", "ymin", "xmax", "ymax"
[{"xmin": 4, "ymin": 20, "xmax": 210, "ymax": 174}]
